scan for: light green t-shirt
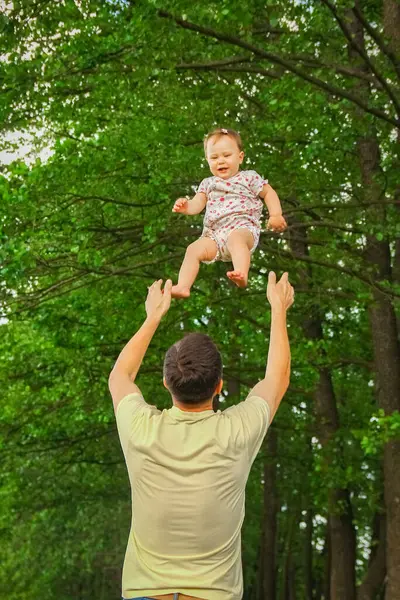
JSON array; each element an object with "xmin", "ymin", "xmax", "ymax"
[{"xmin": 116, "ymin": 393, "xmax": 270, "ymax": 600}]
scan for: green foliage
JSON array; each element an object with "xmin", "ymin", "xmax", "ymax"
[
  {"xmin": 1, "ymin": 0, "xmax": 399, "ymax": 597},
  {"xmin": 355, "ymin": 410, "xmax": 400, "ymax": 456}
]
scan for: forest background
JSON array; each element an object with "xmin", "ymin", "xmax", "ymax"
[{"xmin": 0, "ymin": 0, "xmax": 399, "ymax": 599}]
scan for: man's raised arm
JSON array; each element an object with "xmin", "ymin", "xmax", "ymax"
[
  {"xmin": 247, "ymin": 272, "xmax": 294, "ymax": 421},
  {"xmin": 108, "ymin": 279, "xmax": 172, "ymax": 413}
]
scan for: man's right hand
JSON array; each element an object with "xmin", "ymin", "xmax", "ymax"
[
  {"xmin": 172, "ymin": 197, "xmax": 189, "ymax": 214},
  {"xmin": 267, "ymin": 272, "xmax": 294, "ymax": 312},
  {"xmin": 145, "ymin": 279, "xmax": 172, "ymax": 322}
]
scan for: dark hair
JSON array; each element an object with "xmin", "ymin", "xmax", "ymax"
[
  {"xmin": 163, "ymin": 333, "xmax": 223, "ymax": 405},
  {"xmin": 203, "ymin": 127, "xmax": 243, "ymax": 155}
]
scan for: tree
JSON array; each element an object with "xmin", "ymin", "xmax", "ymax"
[{"xmin": 1, "ymin": 1, "xmax": 399, "ymax": 598}]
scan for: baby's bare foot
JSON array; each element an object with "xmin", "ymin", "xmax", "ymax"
[
  {"xmin": 171, "ymin": 285, "xmax": 191, "ymax": 299},
  {"xmin": 227, "ymin": 270, "xmax": 248, "ymax": 288}
]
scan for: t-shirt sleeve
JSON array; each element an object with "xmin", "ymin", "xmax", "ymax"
[
  {"xmin": 115, "ymin": 393, "xmax": 159, "ymax": 455},
  {"xmin": 224, "ymin": 396, "xmax": 271, "ymax": 464},
  {"xmin": 197, "ymin": 177, "xmax": 211, "ymax": 197},
  {"xmin": 247, "ymin": 171, "xmax": 268, "ymax": 197}
]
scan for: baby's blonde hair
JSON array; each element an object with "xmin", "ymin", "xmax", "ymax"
[{"xmin": 203, "ymin": 128, "xmax": 243, "ymax": 155}]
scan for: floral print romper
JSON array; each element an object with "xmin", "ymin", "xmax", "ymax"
[{"xmin": 197, "ymin": 170, "xmax": 268, "ymax": 264}]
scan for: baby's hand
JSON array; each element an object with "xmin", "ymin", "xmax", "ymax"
[
  {"xmin": 172, "ymin": 197, "xmax": 189, "ymax": 214},
  {"xmin": 267, "ymin": 215, "xmax": 287, "ymax": 232}
]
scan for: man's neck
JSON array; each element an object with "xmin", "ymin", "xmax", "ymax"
[{"xmin": 173, "ymin": 398, "xmax": 213, "ymax": 412}]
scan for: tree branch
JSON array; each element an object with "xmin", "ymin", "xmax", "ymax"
[
  {"xmin": 61, "ymin": 192, "xmax": 167, "ymax": 208},
  {"xmin": 178, "ymin": 56, "xmax": 381, "ymax": 87},
  {"xmin": 158, "ymin": 10, "xmax": 400, "ymax": 128},
  {"xmin": 352, "ymin": 4, "xmax": 400, "ymax": 79},
  {"xmin": 177, "ymin": 61, "xmax": 282, "ymax": 79},
  {"xmin": 274, "ymin": 247, "xmax": 400, "ymax": 298},
  {"xmin": 320, "ymin": 0, "xmax": 400, "ymax": 113}
]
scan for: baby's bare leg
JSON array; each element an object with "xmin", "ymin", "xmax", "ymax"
[
  {"xmin": 172, "ymin": 237, "xmax": 218, "ymax": 298},
  {"xmin": 226, "ymin": 228, "xmax": 254, "ymax": 288}
]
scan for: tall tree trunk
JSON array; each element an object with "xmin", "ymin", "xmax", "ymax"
[
  {"xmin": 357, "ymin": 512, "xmax": 387, "ymax": 600},
  {"xmin": 393, "ymin": 136, "xmax": 400, "ymax": 335},
  {"xmin": 366, "ymin": 275, "xmax": 400, "ymax": 600},
  {"xmin": 383, "ymin": 0, "xmax": 400, "ymax": 58},
  {"xmin": 324, "ymin": 531, "xmax": 331, "ymax": 600},
  {"xmin": 287, "ymin": 555, "xmax": 297, "ymax": 600},
  {"xmin": 313, "ymin": 367, "xmax": 356, "ymax": 600},
  {"xmin": 304, "ymin": 506, "xmax": 313, "ymax": 600},
  {"xmin": 280, "ymin": 508, "xmax": 299, "ymax": 600},
  {"xmin": 347, "ymin": 7, "xmax": 400, "ymax": 598},
  {"xmin": 280, "ymin": 511, "xmax": 297, "ymax": 600},
  {"xmin": 383, "ymin": 0, "xmax": 400, "ymax": 331},
  {"xmin": 313, "ymin": 530, "xmax": 331, "ymax": 600}
]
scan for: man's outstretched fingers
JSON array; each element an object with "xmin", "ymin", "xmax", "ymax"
[
  {"xmin": 280, "ymin": 272, "xmax": 289, "ymax": 283},
  {"xmin": 151, "ymin": 279, "xmax": 161, "ymax": 291},
  {"xmin": 161, "ymin": 280, "xmax": 172, "ymax": 313},
  {"xmin": 268, "ymin": 271, "xmax": 276, "ymax": 285}
]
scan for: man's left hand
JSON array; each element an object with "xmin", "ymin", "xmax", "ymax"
[{"xmin": 145, "ymin": 279, "xmax": 172, "ymax": 321}]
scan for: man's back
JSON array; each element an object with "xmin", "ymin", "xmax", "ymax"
[{"xmin": 116, "ymin": 392, "xmax": 270, "ymax": 600}]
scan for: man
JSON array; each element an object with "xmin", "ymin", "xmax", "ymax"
[{"xmin": 109, "ymin": 271, "xmax": 294, "ymax": 600}]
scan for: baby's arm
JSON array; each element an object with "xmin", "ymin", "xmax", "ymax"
[
  {"xmin": 259, "ymin": 184, "xmax": 282, "ymax": 216},
  {"xmin": 259, "ymin": 184, "xmax": 287, "ymax": 232},
  {"xmin": 172, "ymin": 192, "xmax": 207, "ymax": 215}
]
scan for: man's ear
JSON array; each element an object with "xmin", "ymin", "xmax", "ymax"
[
  {"xmin": 163, "ymin": 377, "xmax": 168, "ymax": 389},
  {"xmin": 216, "ymin": 379, "xmax": 223, "ymax": 395}
]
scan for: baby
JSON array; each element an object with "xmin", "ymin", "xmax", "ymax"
[{"xmin": 171, "ymin": 128, "xmax": 287, "ymax": 298}]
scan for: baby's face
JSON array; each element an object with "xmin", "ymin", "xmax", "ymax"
[{"xmin": 206, "ymin": 135, "xmax": 244, "ymax": 180}]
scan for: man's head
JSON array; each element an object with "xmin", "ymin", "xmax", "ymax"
[
  {"xmin": 163, "ymin": 333, "xmax": 223, "ymax": 406},
  {"xmin": 204, "ymin": 128, "xmax": 244, "ymax": 180}
]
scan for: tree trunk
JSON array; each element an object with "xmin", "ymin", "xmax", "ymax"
[
  {"xmin": 312, "ymin": 530, "xmax": 330, "ymax": 600},
  {"xmin": 315, "ymin": 370, "xmax": 356, "ymax": 600},
  {"xmin": 383, "ymin": 0, "xmax": 400, "ymax": 330},
  {"xmin": 357, "ymin": 119, "xmax": 400, "ymax": 600},
  {"xmin": 287, "ymin": 555, "xmax": 297, "ymax": 600},
  {"xmin": 347, "ymin": 7, "xmax": 400, "ymax": 598},
  {"xmin": 383, "ymin": 0, "xmax": 400, "ymax": 58},
  {"xmin": 304, "ymin": 506, "xmax": 313, "ymax": 600},
  {"xmin": 357, "ymin": 513, "xmax": 387, "ymax": 600},
  {"xmin": 280, "ymin": 511, "xmax": 296, "ymax": 600},
  {"xmin": 382, "ymin": 0, "xmax": 400, "ymax": 299},
  {"xmin": 304, "ymin": 324, "xmax": 356, "ymax": 600}
]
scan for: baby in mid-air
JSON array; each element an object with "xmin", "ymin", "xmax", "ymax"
[{"xmin": 171, "ymin": 127, "xmax": 287, "ymax": 298}]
